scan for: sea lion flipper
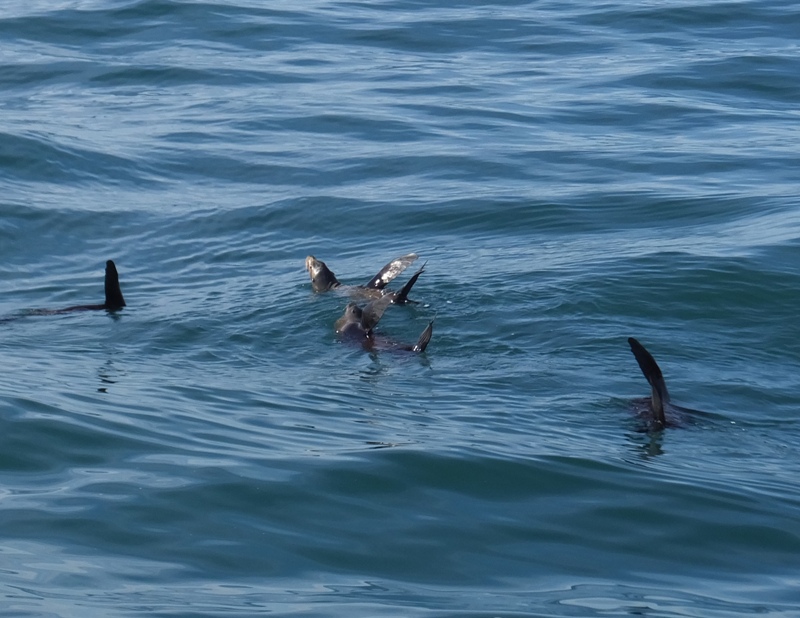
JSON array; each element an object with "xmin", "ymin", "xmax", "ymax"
[
  {"xmin": 391, "ymin": 261, "xmax": 426, "ymax": 304},
  {"xmin": 2, "ymin": 260, "xmax": 124, "ymax": 317},
  {"xmin": 364, "ymin": 253, "xmax": 418, "ymax": 290},
  {"xmin": 628, "ymin": 337, "xmax": 669, "ymax": 425},
  {"xmin": 361, "ymin": 295, "xmax": 393, "ymax": 332},
  {"xmin": 412, "ymin": 319, "xmax": 434, "ymax": 353},
  {"xmin": 104, "ymin": 260, "xmax": 126, "ymax": 310}
]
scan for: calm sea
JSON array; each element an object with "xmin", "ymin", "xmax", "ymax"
[{"xmin": 1, "ymin": 0, "xmax": 799, "ymax": 616}]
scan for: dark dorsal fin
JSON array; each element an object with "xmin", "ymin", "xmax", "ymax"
[
  {"xmin": 360, "ymin": 295, "xmax": 393, "ymax": 332},
  {"xmin": 628, "ymin": 337, "xmax": 669, "ymax": 425},
  {"xmin": 412, "ymin": 319, "xmax": 434, "ymax": 353},
  {"xmin": 104, "ymin": 260, "xmax": 126, "ymax": 310},
  {"xmin": 392, "ymin": 261, "xmax": 426, "ymax": 304},
  {"xmin": 364, "ymin": 253, "xmax": 418, "ymax": 290}
]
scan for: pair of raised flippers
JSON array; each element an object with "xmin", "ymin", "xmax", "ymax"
[{"xmin": 305, "ymin": 253, "xmax": 433, "ymax": 353}]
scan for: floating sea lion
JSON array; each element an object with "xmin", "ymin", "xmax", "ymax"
[
  {"xmin": 62, "ymin": 260, "xmax": 126, "ymax": 312},
  {"xmin": 628, "ymin": 336, "xmax": 701, "ymax": 428},
  {"xmin": 305, "ymin": 253, "xmax": 424, "ymax": 304},
  {"xmin": 335, "ymin": 295, "xmax": 433, "ymax": 352},
  {"xmin": 8, "ymin": 260, "xmax": 126, "ymax": 320}
]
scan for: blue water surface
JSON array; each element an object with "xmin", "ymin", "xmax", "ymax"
[{"xmin": 1, "ymin": 0, "xmax": 799, "ymax": 616}]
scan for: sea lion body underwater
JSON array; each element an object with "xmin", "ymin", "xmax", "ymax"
[
  {"xmin": 27, "ymin": 260, "xmax": 125, "ymax": 316},
  {"xmin": 305, "ymin": 253, "xmax": 424, "ymax": 304},
  {"xmin": 335, "ymin": 295, "xmax": 433, "ymax": 353}
]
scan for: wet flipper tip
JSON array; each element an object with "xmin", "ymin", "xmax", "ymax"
[
  {"xmin": 392, "ymin": 261, "xmax": 426, "ymax": 304},
  {"xmin": 412, "ymin": 319, "xmax": 434, "ymax": 353},
  {"xmin": 104, "ymin": 260, "xmax": 126, "ymax": 310},
  {"xmin": 365, "ymin": 253, "xmax": 419, "ymax": 290},
  {"xmin": 361, "ymin": 295, "xmax": 394, "ymax": 332},
  {"xmin": 628, "ymin": 337, "xmax": 668, "ymax": 425}
]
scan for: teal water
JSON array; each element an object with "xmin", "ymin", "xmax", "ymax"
[{"xmin": 2, "ymin": 0, "xmax": 800, "ymax": 616}]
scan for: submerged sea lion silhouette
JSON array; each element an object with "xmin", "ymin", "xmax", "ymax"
[
  {"xmin": 334, "ymin": 295, "xmax": 433, "ymax": 352},
  {"xmin": 305, "ymin": 253, "xmax": 424, "ymax": 304},
  {"xmin": 30, "ymin": 260, "xmax": 125, "ymax": 315},
  {"xmin": 628, "ymin": 336, "xmax": 696, "ymax": 428}
]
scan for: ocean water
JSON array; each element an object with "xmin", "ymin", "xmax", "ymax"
[{"xmin": 1, "ymin": 0, "xmax": 800, "ymax": 616}]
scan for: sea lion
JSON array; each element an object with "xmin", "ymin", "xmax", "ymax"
[
  {"xmin": 305, "ymin": 253, "xmax": 424, "ymax": 304},
  {"xmin": 28, "ymin": 260, "xmax": 125, "ymax": 316},
  {"xmin": 335, "ymin": 295, "xmax": 433, "ymax": 352}
]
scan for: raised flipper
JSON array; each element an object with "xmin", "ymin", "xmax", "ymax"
[
  {"xmin": 1, "ymin": 260, "xmax": 125, "ymax": 320},
  {"xmin": 411, "ymin": 320, "xmax": 434, "ymax": 353},
  {"xmin": 628, "ymin": 337, "xmax": 669, "ymax": 426},
  {"xmin": 391, "ymin": 261, "xmax": 426, "ymax": 305},
  {"xmin": 364, "ymin": 253, "xmax": 418, "ymax": 290},
  {"xmin": 360, "ymin": 295, "xmax": 394, "ymax": 332},
  {"xmin": 104, "ymin": 260, "xmax": 126, "ymax": 310},
  {"xmin": 48, "ymin": 260, "xmax": 125, "ymax": 313}
]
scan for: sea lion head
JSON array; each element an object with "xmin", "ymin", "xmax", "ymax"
[
  {"xmin": 306, "ymin": 256, "xmax": 341, "ymax": 292},
  {"xmin": 334, "ymin": 302, "xmax": 362, "ymax": 333}
]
